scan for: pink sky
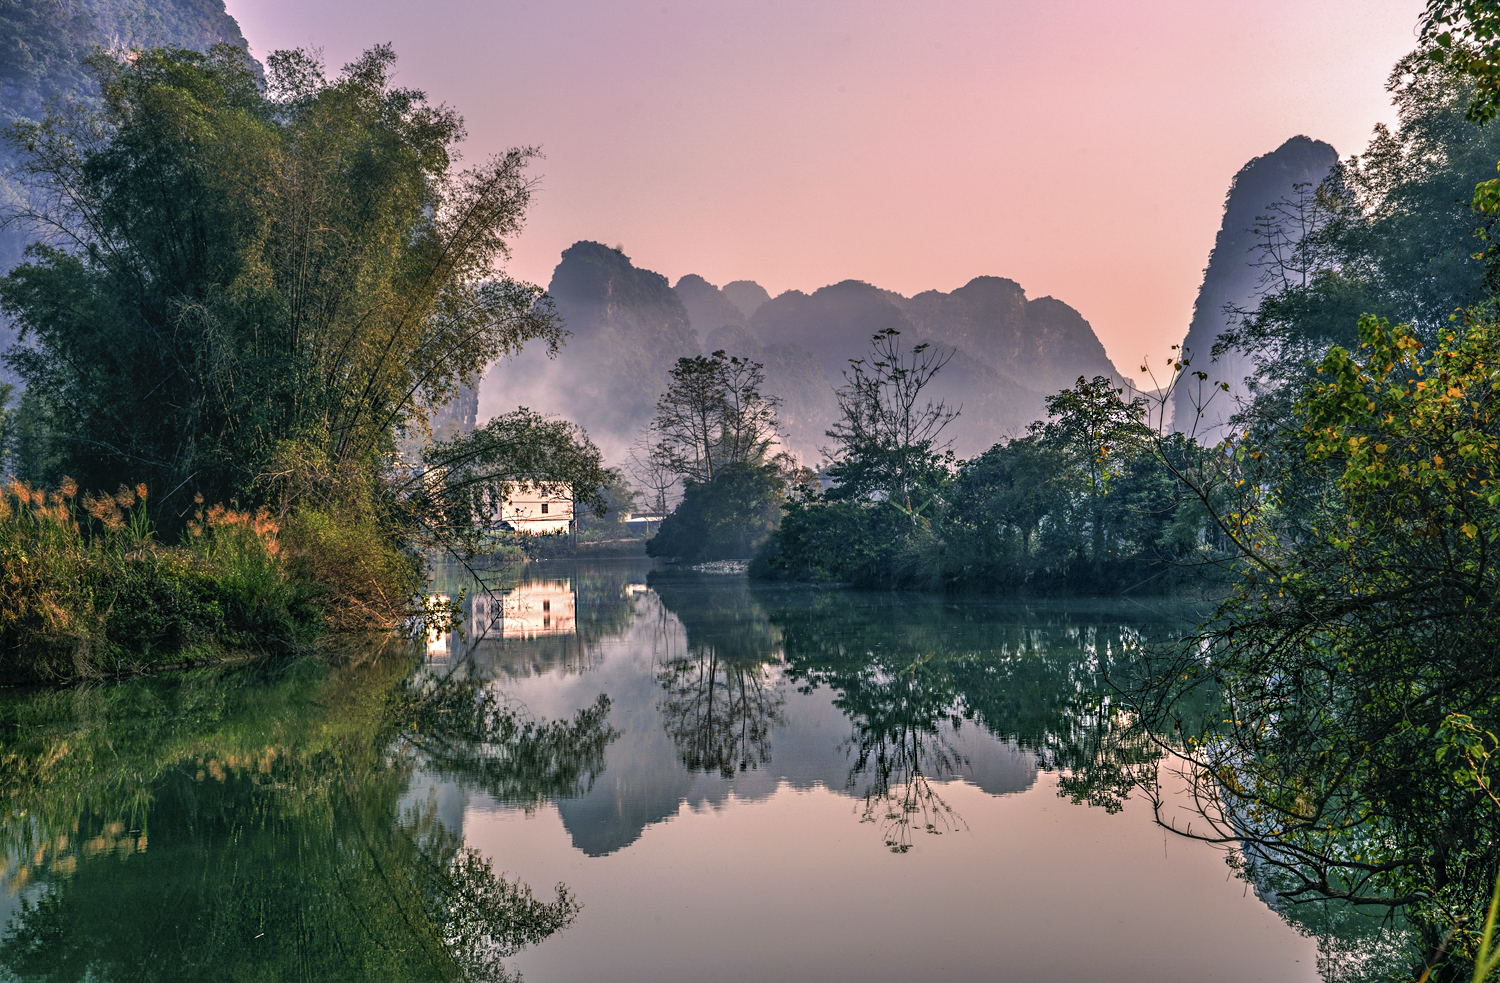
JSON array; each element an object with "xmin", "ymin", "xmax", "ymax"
[{"xmin": 225, "ymin": 0, "xmax": 1424, "ymax": 383}]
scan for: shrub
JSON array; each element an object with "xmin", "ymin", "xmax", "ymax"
[
  {"xmin": 280, "ymin": 507, "xmax": 420, "ymax": 633},
  {"xmin": 647, "ymin": 462, "xmax": 782, "ymax": 563},
  {"xmin": 752, "ymin": 496, "xmax": 920, "ymax": 587},
  {"xmin": 0, "ymin": 481, "xmax": 328, "ymax": 684}
]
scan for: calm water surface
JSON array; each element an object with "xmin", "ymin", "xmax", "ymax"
[{"xmin": 0, "ymin": 559, "xmax": 1330, "ymax": 982}]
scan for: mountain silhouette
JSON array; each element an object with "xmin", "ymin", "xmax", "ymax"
[
  {"xmin": 721, "ymin": 280, "xmax": 771, "ymax": 320},
  {"xmin": 480, "ymin": 242, "xmax": 699, "ymax": 458},
  {"xmin": 483, "ymin": 244, "xmax": 1126, "ymax": 463},
  {"xmin": 1171, "ymin": 135, "xmax": 1340, "ymax": 438}
]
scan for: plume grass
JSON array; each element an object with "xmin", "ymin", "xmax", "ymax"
[{"xmin": 0, "ymin": 480, "xmax": 325, "ymax": 684}]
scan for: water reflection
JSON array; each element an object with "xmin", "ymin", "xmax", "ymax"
[
  {"xmin": 0, "ymin": 652, "xmax": 603, "ymax": 982},
  {"xmin": 467, "ymin": 581, "xmax": 577, "ymax": 640},
  {"xmin": 766, "ymin": 589, "xmax": 1174, "ymax": 851},
  {"xmin": 420, "ymin": 561, "xmax": 1191, "ymax": 860},
  {"xmin": 2, "ymin": 560, "xmax": 1317, "ymax": 983},
  {"xmin": 399, "ymin": 670, "xmax": 617, "ymax": 811},
  {"xmin": 650, "ymin": 572, "xmax": 786, "ymax": 777},
  {"xmin": 428, "ymin": 561, "xmax": 640, "ymax": 678}
]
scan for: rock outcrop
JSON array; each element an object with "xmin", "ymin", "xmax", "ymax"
[
  {"xmin": 484, "ymin": 244, "xmax": 1126, "ymax": 463},
  {"xmin": 1171, "ymin": 135, "xmax": 1340, "ymax": 438}
]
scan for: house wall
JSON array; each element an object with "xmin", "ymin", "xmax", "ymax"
[{"xmin": 499, "ymin": 482, "xmax": 574, "ymax": 534}]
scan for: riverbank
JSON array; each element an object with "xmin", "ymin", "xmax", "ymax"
[{"xmin": 0, "ymin": 481, "xmax": 418, "ymax": 687}]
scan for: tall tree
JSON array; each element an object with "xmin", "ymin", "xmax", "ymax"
[
  {"xmin": 647, "ymin": 350, "xmax": 781, "ymax": 483},
  {"xmin": 0, "ymin": 44, "xmax": 562, "ymax": 521},
  {"xmin": 824, "ymin": 327, "xmax": 957, "ymax": 510},
  {"xmin": 1036, "ymin": 375, "xmax": 1148, "ymax": 567}
]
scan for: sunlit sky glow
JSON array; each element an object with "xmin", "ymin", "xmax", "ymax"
[{"xmin": 224, "ymin": 0, "xmax": 1425, "ymax": 383}]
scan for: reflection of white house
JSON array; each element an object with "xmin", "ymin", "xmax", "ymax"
[
  {"xmin": 502, "ymin": 581, "xmax": 576, "ymax": 638},
  {"xmin": 470, "ymin": 591, "xmax": 501, "ymax": 641},
  {"xmin": 498, "ymin": 482, "xmax": 573, "ymax": 535},
  {"xmin": 469, "ymin": 581, "xmax": 577, "ymax": 640},
  {"xmin": 426, "ymin": 594, "xmax": 452, "ymax": 658}
]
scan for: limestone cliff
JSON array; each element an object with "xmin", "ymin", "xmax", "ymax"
[{"xmin": 1171, "ymin": 135, "xmax": 1340, "ymax": 438}]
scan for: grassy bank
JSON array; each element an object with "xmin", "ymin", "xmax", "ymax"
[{"xmin": 0, "ymin": 480, "xmax": 419, "ymax": 686}]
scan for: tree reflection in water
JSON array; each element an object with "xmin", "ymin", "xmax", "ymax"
[
  {"xmin": 397, "ymin": 668, "xmax": 616, "ymax": 810},
  {"xmin": 760, "ymin": 590, "xmax": 1190, "ymax": 850},
  {"xmin": 642, "ymin": 578, "xmax": 1185, "ymax": 852},
  {"xmin": 650, "ymin": 571, "xmax": 786, "ymax": 778},
  {"xmin": 657, "ymin": 647, "xmax": 784, "ymax": 777},
  {"xmin": 845, "ymin": 679, "xmax": 971, "ymax": 853},
  {"xmin": 0, "ymin": 647, "xmax": 616, "ymax": 982}
]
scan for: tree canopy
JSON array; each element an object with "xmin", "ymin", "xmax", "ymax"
[
  {"xmin": 647, "ymin": 349, "xmax": 781, "ymax": 484},
  {"xmin": 0, "ymin": 44, "xmax": 570, "ymax": 523}
]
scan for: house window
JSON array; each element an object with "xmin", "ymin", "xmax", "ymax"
[
  {"xmin": 540, "ymin": 503, "xmax": 548, "ymax": 514},
  {"xmin": 542, "ymin": 600, "xmax": 550, "ymax": 612}
]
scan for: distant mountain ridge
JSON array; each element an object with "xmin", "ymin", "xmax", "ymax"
[{"xmin": 482, "ymin": 241, "xmax": 1124, "ymax": 463}]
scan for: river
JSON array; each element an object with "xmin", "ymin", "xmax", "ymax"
[{"xmin": 0, "ymin": 558, "xmax": 1381, "ymax": 981}]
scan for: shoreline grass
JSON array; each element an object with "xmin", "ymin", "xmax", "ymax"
[{"xmin": 0, "ymin": 479, "xmax": 415, "ymax": 686}]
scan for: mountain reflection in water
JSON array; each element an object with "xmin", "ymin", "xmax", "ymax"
[
  {"xmin": 1, "ymin": 558, "xmax": 1332, "ymax": 983},
  {"xmin": 441, "ymin": 560, "xmax": 1325, "ymax": 983},
  {"xmin": 432, "ymin": 562, "xmax": 1167, "ymax": 858}
]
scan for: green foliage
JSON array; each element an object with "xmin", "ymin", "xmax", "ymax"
[
  {"xmin": 1037, "ymin": 375, "xmax": 1151, "ymax": 567},
  {"xmin": 0, "ymin": 478, "xmax": 326, "ymax": 683},
  {"xmin": 825, "ymin": 327, "xmax": 957, "ymax": 507},
  {"xmin": 0, "ymin": 43, "xmax": 560, "ymax": 526},
  {"xmin": 1134, "ymin": 312, "xmax": 1500, "ymax": 979},
  {"xmin": 1423, "ymin": 0, "xmax": 1500, "ymax": 124},
  {"xmin": 1124, "ymin": 13, "xmax": 1500, "ymax": 970},
  {"xmin": 412, "ymin": 407, "xmax": 610, "ymax": 559},
  {"xmin": 760, "ymin": 372, "xmax": 1218, "ymax": 593},
  {"xmin": 752, "ymin": 494, "xmax": 922, "ymax": 586},
  {"xmin": 0, "ymin": 43, "xmax": 618, "ymax": 657},
  {"xmin": 1223, "ymin": 49, "xmax": 1500, "ymax": 409},
  {"xmin": 648, "ymin": 460, "xmax": 784, "ymax": 562},
  {"xmin": 279, "ymin": 504, "xmax": 421, "ymax": 633}
]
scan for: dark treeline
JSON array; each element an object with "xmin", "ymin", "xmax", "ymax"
[
  {"xmin": 636, "ymin": 330, "xmax": 1226, "ymax": 593},
  {"xmin": 754, "ymin": 362, "xmax": 1226, "ymax": 593}
]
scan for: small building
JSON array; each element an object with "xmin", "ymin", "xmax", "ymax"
[
  {"xmin": 498, "ymin": 482, "xmax": 574, "ymax": 535},
  {"xmin": 621, "ymin": 511, "xmax": 664, "ymax": 535}
]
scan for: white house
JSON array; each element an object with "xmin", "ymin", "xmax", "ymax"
[{"xmin": 498, "ymin": 482, "xmax": 574, "ymax": 535}]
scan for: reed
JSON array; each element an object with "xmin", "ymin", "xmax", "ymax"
[{"xmin": 0, "ymin": 480, "xmax": 322, "ymax": 684}]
